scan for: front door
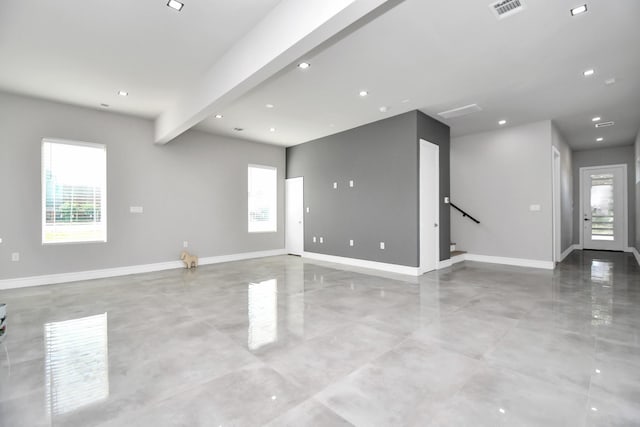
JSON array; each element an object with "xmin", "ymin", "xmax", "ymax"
[{"xmin": 581, "ymin": 165, "xmax": 627, "ymax": 251}]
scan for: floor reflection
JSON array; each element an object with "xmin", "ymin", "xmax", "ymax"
[
  {"xmin": 590, "ymin": 259, "xmax": 613, "ymax": 327},
  {"xmin": 247, "ymin": 280, "xmax": 278, "ymax": 350},
  {"xmin": 44, "ymin": 313, "xmax": 109, "ymax": 418}
]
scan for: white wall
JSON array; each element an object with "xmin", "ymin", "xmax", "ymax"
[
  {"xmin": 451, "ymin": 121, "xmax": 553, "ymax": 262},
  {"xmin": 0, "ymin": 91, "xmax": 285, "ymax": 280},
  {"xmin": 551, "ymin": 123, "xmax": 573, "ymax": 252}
]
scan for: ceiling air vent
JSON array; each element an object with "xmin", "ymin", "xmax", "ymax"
[
  {"xmin": 490, "ymin": 0, "xmax": 525, "ymax": 19},
  {"xmin": 595, "ymin": 121, "xmax": 615, "ymax": 128},
  {"xmin": 438, "ymin": 104, "xmax": 482, "ymax": 120}
]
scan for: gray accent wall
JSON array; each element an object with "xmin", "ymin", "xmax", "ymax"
[
  {"xmin": 551, "ymin": 123, "xmax": 574, "ymax": 252},
  {"xmin": 572, "ymin": 145, "xmax": 636, "ymax": 248},
  {"xmin": 450, "ymin": 121, "xmax": 554, "ymax": 262},
  {"xmin": 286, "ymin": 110, "xmax": 450, "ymax": 267},
  {"xmin": 0, "ymin": 91, "xmax": 285, "ymax": 280}
]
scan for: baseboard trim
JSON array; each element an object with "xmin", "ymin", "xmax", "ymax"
[
  {"xmin": 450, "ymin": 254, "xmax": 466, "ymax": 265},
  {"xmin": 302, "ymin": 252, "xmax": 420, "ymax": 276},
  {"xmin": 559, "ymin": 244, "xmax": 579, "ymax": 262},
  {"xmin": 0, "ymin": 249, "xmax": 287, "ymax": 290},
  {"xmin": 437, "ymin": 259, "xmax": 453, "ymax": 269},
  {"xmin": 626, "ymin": 247, "xmax": 640, "ymax": 267},
  {"xmin": 464, "ymin": 253, "xmax": 555, "ymax": 270}
]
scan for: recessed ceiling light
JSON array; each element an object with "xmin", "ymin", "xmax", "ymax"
[
  {"xmin": 596, "ymin": 137, "xmax": 604, "ymax": 142},
  {"xmin": 269, "ymin": 127, "xmax": 276, "ymax": 132},
  {"xmin": 592, "ymin": 116, "xmax": 601, "ymax": 122},
  {"xmin": 265, "ymin": 104, "xmax": 274, "ymax": 109},
  {"xmin": 297, "ymin": 62, "xmax": 310, "ymax": 69},
  {"xmin": 214, "ymin": 114, "xmax": 223, "ymax": 119},
  {"xmin": 359, "ymin": 90, "xmax": 368, "ymax": 97},
  {"xmin": 498, "ymin": 119, "xmax": 507, "ymax": 125},
  {"xmin": 571, "ymin": 4, "xmax": 587, "ymax": 16},
  {"xmin": 583, "ymin": 69, "xmax": 595, "ymax": 77},
  {"xmin": 118, "ymin": 90, "xmax": 128, "ymax": 97},
  {"xmin": 167, "ymin": 0, "xmax": 184, "ymax": 11}
]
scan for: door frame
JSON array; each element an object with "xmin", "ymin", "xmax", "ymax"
[
  {"xmin": 285, "ymin": 177, "xmax": 304, "ymax": 256},
  {"xmin": 419, "ymin": 139, "xmax": 440, "ymax": 275},
  {"xmin": 551, "ymin": 146, "xmax": 561, "ymax": 262},
  {"xmin": 578, "ymin": 164, "xmax": 628, "ymax": 250}
]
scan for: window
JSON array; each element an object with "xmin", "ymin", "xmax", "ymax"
[
  {"xmin": 248, "ymin": 165, "xmax": 277, "ymax": 233},
  {"xmin": 42, "ymin": 139, "xmax": 107, "ymax": 244}
]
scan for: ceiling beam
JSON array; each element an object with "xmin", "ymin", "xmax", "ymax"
[{"xmin": 154, "ymin": 0, "xmax": 397, "ymax": 144}]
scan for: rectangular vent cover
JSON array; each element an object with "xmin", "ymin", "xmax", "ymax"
[
  {"xmin": 438, "ymin": 104, "xmax": 482, "ymax": 119},
  {"xmin": 595, "ymin": 121, "xmax": 615, "ymax": 128},
  {"xmin": 490, "ymin": 0, "xmax": 524, "ymax": 19}
]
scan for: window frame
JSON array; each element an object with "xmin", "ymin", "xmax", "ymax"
[
  {"xmin": 41, "ymin": 138, "xmax": 108, "ymax": 245},
  {"xmin": 247, "ymin": 164, "xmax": 277, "ymax": 234}
]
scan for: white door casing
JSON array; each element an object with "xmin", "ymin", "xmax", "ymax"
[
  {"xmin": 580, "ymin": 165, "xmax": 627, "ymax": 251},
  {"xmin": 419, "ymin": 139, "xmax": 439, "ymax": 274},
  {"xmin": 285, "ymin": 177, "xmax": 304, "ymax": 255}
]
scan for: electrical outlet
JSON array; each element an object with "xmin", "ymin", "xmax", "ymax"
[
  {"xmin": 444, "ymin": 196, "xmax": 450, "ymax": 203},
  {"xmin": 319, "ymin": 237, "xmax": 324, "ymax": 243},
  {"xmin": 130, "ymin": 206, "xmax": 143, "ymax": 214},
  {"xmin": 183, "ymin": 241, "xmax": 189, "ymax": 248},
  {"xmin": 0, "ymin": 237, "xmax": 3, "ymax": 244},
  {"xmin": 306, "ymin": 207, "xmax": 310, "ymax": 213},
  {"xmin": 11, "ymin": 252, "xmax": 19, "ymax": 262},
  {"xmin": 333, "ymin": 182, "xmax": 338, "ymax": 189},
  {"xmin": 349, "ymin": 239, "xmax": 354, "ymax": 247},
  {"xmin": 529, "ymin": 204, "xmax": 541, "ymax": 212},
  {"xmin": 313, "ymin": 236, "xmax": 317, "ymax": 243},
  {"xmin": 379, "ymin": 242, "xmax": 385, "ymax": 250},
  {"xmin": 349, "ymin": 180, "xmax": 354, "ymax": 188}
]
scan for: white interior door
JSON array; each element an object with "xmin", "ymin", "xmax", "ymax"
[
  {"xmin": 581, "ymin": 165, "xmax": 627, "ymax": 251},
  {"xmin": 420, "ymin": 139, "xmax": 439, "ymax": 274},
  {"xmin": 285, "ymin": 177, "xmax": 304, "ymax": 255}
]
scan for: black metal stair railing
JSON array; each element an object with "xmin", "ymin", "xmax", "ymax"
[{"xmin": 450, "ymin": 202, "xmax": 480, "ymax": 224}]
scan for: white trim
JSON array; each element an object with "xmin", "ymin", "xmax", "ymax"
[
  {"xmin": 303, "ymin": 252, "xmax": 420, "ymax": 276},
  {"xmin": 450, "ymin": 253, "xmax": 466, "ymax": 265},
  {"xmin": 464, "ymin": 253, "xmax": 555, "ymax": 270},
  {"xmin": 579, "ymin": 164, "xmax": 628, "ymax": 250},
  {"xmin": 551, "ymin": 146, "xmax": 562, "ymax": 262},
  {"xmin": 0, "ymin": 249, "xmax": 287, "ymax": 290},
  {"xmin": 629, "ymin": 247, "xmax": 640, "ymax": 267},
  {"xmin": 437, "ymin": 259, "xmax": 452, "ymax": 269},
  {"xmin": 559, "ymin": 244, "xmax": 579, "ymax": 262}
]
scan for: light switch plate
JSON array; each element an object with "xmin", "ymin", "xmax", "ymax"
[
  {"xmin": 349, "ymin": 239, "xmax": 354, "ymax": 246},
  {"xmin": 444, "ymin": 196, "xmax": 450, "ymax": 203},
  {"xmin": 11, "ymin": 252, "xmax": 19, "ymax": 262},
  {"xmin": 529, "ymin": 204, "xmax": 541, "ymax": 212},
  {"xmin": 380, "ymin": 242, "xmax": 385, "ymax": 250},
  {"xmin": 130, "ymin": 206, "xmax": 143, "ymax": 214}
]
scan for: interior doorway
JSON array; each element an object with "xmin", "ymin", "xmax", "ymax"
[
  {"xmin": 580, "ymin": 165, "xmax": 628, "ymax": 251},
  {"xmin": 419, "ymin": 139, "xmax": 439, "ymax": 274},
  {"xmin": 285, "ymin": 177, "xmax": 304, "ymax": 256}
]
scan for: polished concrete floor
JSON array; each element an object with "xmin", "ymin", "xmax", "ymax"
[{"xmin": 1, "ymin": 250, "xmax": 639, "ymax": 426}]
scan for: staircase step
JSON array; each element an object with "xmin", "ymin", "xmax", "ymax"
[{"xmin": 451, "ymin": 250, "xmax": 467, "ymax": 257}]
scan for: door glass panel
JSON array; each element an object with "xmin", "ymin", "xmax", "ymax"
[{"xmin": 590, "ymin": 173, "xmax": 614, "ymax": 241}]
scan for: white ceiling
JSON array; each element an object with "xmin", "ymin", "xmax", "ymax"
[
  {"xmin": 0, "ymin": 0, "xmax": 281, "ymax": 117},
  {"xmin": 1, "ymin": 0, "xmax": 639, "ymax": 150}
]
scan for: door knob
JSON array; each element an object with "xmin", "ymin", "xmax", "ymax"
[{"xmin": 584, "ymin": 218, "xmax": 590, "ymax": 222}]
